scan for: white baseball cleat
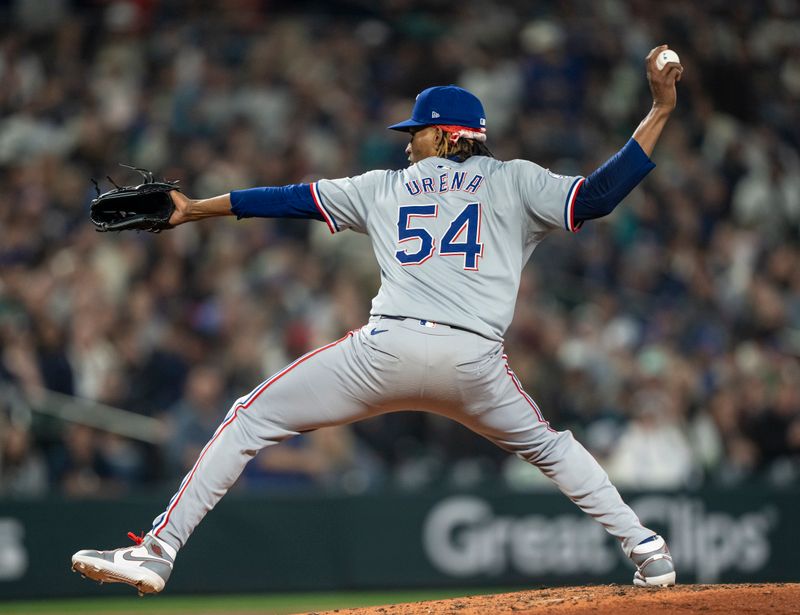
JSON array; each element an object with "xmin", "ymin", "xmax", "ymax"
[
  {"xmin": 71, "ymin": 532, "xmax": 176, "ymax": 595},
  {"xmin": 630, "ymin": 534, "xmax": 676, "ymax": 587}
]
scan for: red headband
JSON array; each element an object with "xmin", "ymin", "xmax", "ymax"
[{"xmin": 437, "ymin": 124, "xmax": 488, "ymax": 143}]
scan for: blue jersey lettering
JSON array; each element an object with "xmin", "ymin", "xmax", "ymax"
[
  {"xmin": 450, "ymin": 171, "xmax": 466, "ymax": 191},
  {"xmin": 465, "ymin": 174, "xmax": 484, "ymax": 194},
  {"xmin": 405, "ymin": 180, "xmax": 421, "ymax": 196}
]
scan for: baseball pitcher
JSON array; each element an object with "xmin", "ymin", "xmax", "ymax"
[{"xmin": 72, "ymin": 45, "xmax": 683, "ymax": 593}]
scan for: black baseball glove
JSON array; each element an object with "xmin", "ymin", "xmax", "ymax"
[{"xmin": 90, "ymin": 165, "xmax": 180, "ymax": 233}]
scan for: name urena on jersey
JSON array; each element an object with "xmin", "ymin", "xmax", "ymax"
[{"xmin": 405, "ymin": 171, "xmax": 485, "ymax": 196}]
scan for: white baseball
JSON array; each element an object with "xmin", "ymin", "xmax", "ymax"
[{"xmin": 656, "ymin": 49, "xmax": 680, "ymax": 71}]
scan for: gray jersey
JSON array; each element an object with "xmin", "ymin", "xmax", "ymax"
[
  {"xmin": 83, "ymin": 155, "xmax": 658, "ymax": 584},
  {"xmin": 313, "ymin": 156, "xmax": 585, "ymax": 340}
]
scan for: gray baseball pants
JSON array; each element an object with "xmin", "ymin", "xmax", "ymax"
[{"xmin": 151, "ymin": 317, "xmax": 653, "ymax": 556}]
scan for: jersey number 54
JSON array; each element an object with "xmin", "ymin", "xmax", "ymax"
[{"xmin": 395, "ymin": 203, "xmax": 484, "ymax": 270}]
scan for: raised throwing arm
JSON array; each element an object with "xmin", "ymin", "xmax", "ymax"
[
  {"xmin": 632, "ymin": 44, "xmax": 683, "ymax": 156},
  {"xmin": 570, "ymin": 44, "xmax": 683, "ymax": 225}
]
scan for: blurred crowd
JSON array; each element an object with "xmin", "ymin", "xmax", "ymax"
[{"xmin": 1, "ymin": 0, "xmax": 800, "ymax": 499}]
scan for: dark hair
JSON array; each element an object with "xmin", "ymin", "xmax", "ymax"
[{"xmin": 435, "ymin": 134, "xmax": 494, "ymax": 161}]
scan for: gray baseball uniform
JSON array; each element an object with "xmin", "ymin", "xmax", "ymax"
[{"xmin": 150, "ymin": 155, "xmax": 653, "ymax": 557}]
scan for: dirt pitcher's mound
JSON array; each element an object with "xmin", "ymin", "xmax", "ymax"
[{"xmin": 304, "ymin": 583, "xmax": 800, "ymax": 615}]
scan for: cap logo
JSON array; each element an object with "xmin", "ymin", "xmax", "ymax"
[
  {"xmin": 431, "ymin": 111, "xmax": 440, "ymax": 118},
  {"xmin": 480, "ymin": 118, "xmax": 486, "ymax": 126}
]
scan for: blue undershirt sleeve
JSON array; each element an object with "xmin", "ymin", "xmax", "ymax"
[
  {"xmin": 573, "ymin": 139, "xmax": 656, "ymax": 223},
  {"xmin": 229, "ymin": 183, "xmax": 324, "ymax": 221}
]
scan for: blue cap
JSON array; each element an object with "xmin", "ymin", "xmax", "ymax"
[{"xmin": 388, "ymin": 85, "xmax": 486, "ymax": 132}]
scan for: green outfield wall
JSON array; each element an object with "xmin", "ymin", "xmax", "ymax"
[{"xmin": 0, "ymin": 487, "xmax": 795, "ymax": 599}]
